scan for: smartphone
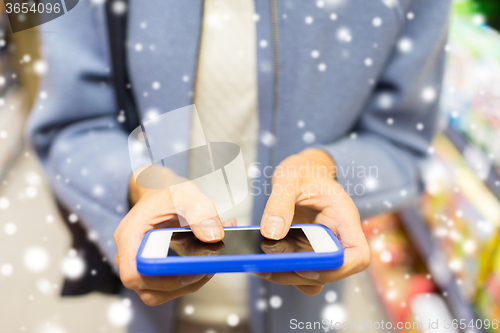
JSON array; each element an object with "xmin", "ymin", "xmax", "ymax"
[{"xmin": 136, "ymin": 224, "xmax": 344, "ymax": 275}]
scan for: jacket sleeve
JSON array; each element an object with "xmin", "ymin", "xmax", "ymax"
[
  {"xmin": 26, "ymin": 1, "xmax": 138, "ymax": 271},
  {"xmin": 319, "ymin": 0, "xmax": 451, "ymax": 219}
]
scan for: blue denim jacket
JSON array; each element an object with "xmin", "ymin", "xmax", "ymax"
[{"xmin": 27, "ymin": 0, "xmax": 451, "ymax": 332}]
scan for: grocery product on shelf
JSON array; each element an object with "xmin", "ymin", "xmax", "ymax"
[
  {"xmin": 420, "ymin": 134, "xmax": 500, "ymax": 301},
  {"xmin": 363, "ymin": 214, "xmax": 454, "ymax": 332},
  {"xmin": 440, "ymin": 6, "xmax": 500, "ymax": 172},
  {"xmin": 475, "ymin": 244, "xmax": 500, "ymax": 332}
]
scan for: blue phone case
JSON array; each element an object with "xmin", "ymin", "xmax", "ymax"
[{"xmin": 136, "ymin": 224, "xmax": 344, "ymax": 276}]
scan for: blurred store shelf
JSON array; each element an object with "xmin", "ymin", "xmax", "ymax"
[
  {"xmin": 398, "ymin": 208, "xmax": 486, "ymax": 333},
  {"xmin": 444, "ymin": 127, "xmax": 500, "ymax": 201}
]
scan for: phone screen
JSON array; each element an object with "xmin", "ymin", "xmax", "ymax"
[{"xmin": 168, "ymin": 228, "xmax": 314, "ymax": 257}]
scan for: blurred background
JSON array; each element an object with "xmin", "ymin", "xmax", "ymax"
[{"xmin": 1, "ymin": 0, "xmax": 500, "ymax": 332}]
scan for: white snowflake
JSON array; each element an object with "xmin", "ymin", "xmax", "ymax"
[
  {"xmin": 330, "ymin": 13, "xmax": 337, "ymax": 21},
  {"xmin": 4, "ymin": 222, "xmax": 17, "ymax": 235},
  {"xmin": 270, "ymin": 295, "xmax": 282, "ymax": 309},
  {"xmin": 305, "ymin": 16, "xmax": 314, "ymax": 25},
  {"xmin": 364, "ymin": 58, "xmax": 373, "ymax": 66},
  {"xmin": 260, "ymin": 131, "xmax": 276, "ymax": 147},
  {"xmin": 117, "ymin": 113, "xmax": 126, "ymax": 123},
  {"xmin": 62, "ymin": 251, "xmax": 86, "ymax": 280},
  {"xmin": 1, "ymin": 263, "xmax": 13, "ymax": 276},
  {"xmin": 398, "ymin": 37, "xmax": 413, "ymax": 53},
  {"xmin": 33, "ymin": 60, "xmax": 47, "ymax": 75},
  {"xmin": 421, "ymin": 87, "xmax": 436, "ymax": 102},
  {"xmin": 247, "ymin": 164, "xmax": 261, "ymax": 179},
  {"xmin": 112, "ymin": 1, "xmax": 127, "ymax": 15},
  {"xmin": 318, "ymin": 63, "xmax": 326, "ymax": 72},
  {"xmin": 325, "ymin": 290, "xmax": 338, "ymax": 303},
  {"xmin": 255, "ymin": 298, "xmax": 267, "ymax": 311},
  {"xmin": 259, "ymin": 39, "xmax": 268, "ymax": 48},
  {"xmin": 0, "ymin": 197, "xmax": 10, "ymax": 210},
  {"xmin": 322, "ymin": 304, "xmax": 346, "ymax": 322},
  {"xmin": 336, "ymin": 27, "xmax": 352, "ymax": 43},
  {"xmin": 311, "ymin": 50, "xmax": 320, "ymax": 59},
  {"xmin": 152, "ymin": 81, "xmax": 160, "ymax": 90},
  {"xmin": 25, "ymin": 186, "xmax": 38, "ymax": 198},
  {"xmin": 36, "ymin": 278, "xmax": 54, "ymax": 295},
  {"xmin": 227, "ymin": 314, "xmax": 240, "ymax": 327},
  {"xmin": 23, "ymin": 54, "xmax": 31, "ymax": 63},
  {"xmin": 297, "ymin": 120, "xmax": 305, "ymax": 128},
  {"xmin": 40, "ymin": 91, "xmax": 48, "ymax": 99},
  {"xmin": 0, "ymin": 76, "xmax": 5, "ymax": 85},
  {"xmin": 24, "ymin": 246, "xmax": 50, "ymax": 273},
  {"xmin": 68, "ymin": 213, "xmax": 78, "ymax": 223},
  {"xmin": 88, "ymin": 230, "xmax": 99, "ymax": 241},
  {"xmin": 184, "ymin": 305, "xmax": 194, "ymax": 315},
  {"xmin": 372, "ymin": 17, "xmax": 382, "ymax": 27},
  {"xmin": 364, "ymin": 177, "xmax": 378, "ymax": 191},
  {"xmin": 416, "ymin": 122, "xmax": 424, "ymax": 131},
  {"xmin": 472, "ymin": 14, "xmax": 485, "ymax": 26},
  {"xmin": 386, "ymin": 117, "xmax": 394, "ymax": 125},
  {"xmin": 380, "ymin": 250, "xmax": 392, "ymax": 262},
  {"xmin": 303, "ymin": 131, "xmax": 316, "ymax": 144},
  {"xmin": 182, "ymin": 75, "xmax": 189, "ymax": 82},
  {"xmin": 448, "ymin": 258, "xmax": 463, "ymax": 272},
  {"xmin": 407, "ymin": 12, "xmax": 414, "ymax": 20},
  {"xmin": 378, "ymin": 93, "xmax": 393, "ymax": 109},
  {"xmin": 140, "ymin": 21, "xmax": 147, "ymax": 29},
  {"xmin": 108, "ymin": 299, "xmax": 133, "ymax": 327},
  {"xmin": 134, "ymin": 43, "xmax": 143, "ymax": 52}
]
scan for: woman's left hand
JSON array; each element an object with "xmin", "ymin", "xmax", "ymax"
[{"xmin": 256, "ymin": 148, "xmax": 371, "ymax": 296}]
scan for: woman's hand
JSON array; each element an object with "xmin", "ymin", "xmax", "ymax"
[
  {"xmin": 114, "ymin": 168, "xmax": 233, "ymax": 306},
  {"xmin": 256, "ymin": 148, "xmax": 370, "ymax": 296}
]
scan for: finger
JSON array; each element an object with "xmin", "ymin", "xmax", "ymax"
[
  {"xmin": 302, "ymin": 184, "xmax": 370, "ymax": 282},
  {"xmin": 136, "ymin": 275, "xmax": 214, "ymax": 306},
  {"xmin": 169, "ymin": 181, "xmax": 224, "ymax": 243},
  {"xmin": 311, "ymin": 246, "xmax": 371, "ymax": 283},
  {"xmin": 222, "ymin": 218, "xmax": 237, "ymax": 227},
  {"xmin": 252, "ymin": 271, "xmax": 325, "ymax": 286},
  {"xmin": 260, "ymin": 164, "xmax": 300, "ymax": 240},
  {"xmin": 121, "ymin": 269, "xmax": 208, "ymax": 292},
  {"xmin": 294, "ymin": 285, "xmax": 324, "ymax": 296}
]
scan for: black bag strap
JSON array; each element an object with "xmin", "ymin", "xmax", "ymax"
[
  {"xmin": 60, "ymin": 0, "xmax": 138, "ymax": 296},
  {"xmin": 105, "ymin": 0, "xmax": 139, "ymax": 132}
]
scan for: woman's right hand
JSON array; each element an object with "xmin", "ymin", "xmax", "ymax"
[{"xmin": 114, "ymin": 168, "xmax": 229, "ymax": 306}]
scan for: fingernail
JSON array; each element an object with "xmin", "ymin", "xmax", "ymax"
[
  {"xmin": 200, "ymin": 219, "xmax": 222, "ymax": 241},
  {"xmin": 253, "ymin": 272, "xmax": 272, "ymax": 279},
  {"xmin": 180, "ymin": 274, "xmax": 206, "ymax": 286},
  {"xmin": 263, "ymin": 216, "xmax": 285, "ymax": 239},
  {"xmin": 295, "ymin": 271, "xmax": 320, "ymax": 280}
]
